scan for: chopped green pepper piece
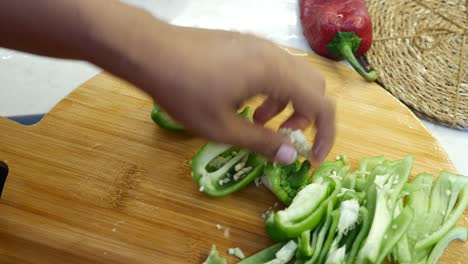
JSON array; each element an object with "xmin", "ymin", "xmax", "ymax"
[
  {"xmin": 266, "ymin": 177, "xmax": 341, "ymax": 241},
  {"xmin": 263, "ymin": 240, "xmax": 298, "ymax": 264},
  {"xmin": 151, "ymin": 104, "xmax": 184, "ymax": 131},
  {"xmin": 191, "ymin": 107, "xmax": 266, "ymax": 197},
  {"xmin": 317, "ymin": 209, "xmax": 340, "ymax": 264},
  {"xmin": 203, "ymin": 245, "xmax": 227, "ymax": 264},
  {"xmin": 375, "ymin": 206, "xmax": 414, "ymax": 264},
  {"xmin": 358, "ymin": 156, "xmax": 385, "ymax": 174},
  {"xmin": 347, "ymin": 207, "xmax": 370, "ymax": 264},
  {"xmin": 307, "ymin": 201, "xmax": 335, "ymax": 263},
  {"xmin": 425, "ymin": 226, "xmax": 468, "ymax": 264},
  {"xmin": 416, "ymin": 184, "xmax": 468, "ymax": 250},
  {"xmin": 262, "ymin": 160, "xmax": 311, "ymax": 205},
  {"xmin": 310, "ymin": 156, "xmax": 349, "ymax": 183},
  {"xmin": 299, "ymin": 201, "xmax": 334, "ymax": 258},
  {"xmin": 298, "ymin": 226, "xmax": 315, "ymax": 259},
  {"xmin": 357, "ymin": 156, "xmax": 413, "ymax": 263},
  {"xmin": 238, "ymin": 243, "xmax": 285, "ymax": 264}
]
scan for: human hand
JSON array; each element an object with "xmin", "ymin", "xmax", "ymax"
[
  {"xmin": 126, "ymin": 24, "xmax": 336, "ymax": 165},
  {"xmin": 0, "ymin": 0, "xmax": 334, "ymax": 164}
]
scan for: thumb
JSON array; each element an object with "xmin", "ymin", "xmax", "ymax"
[{"xmin": 223, "ymin": 115, "xmax": 298, "ymax": 164}]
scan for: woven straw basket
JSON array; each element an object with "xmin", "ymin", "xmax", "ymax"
[{"xmin": 363, "ymin": 0, "xmax": 467, "ymax": 129}]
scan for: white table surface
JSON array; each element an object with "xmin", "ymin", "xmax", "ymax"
[{"xmin": 0, "ymin": 0, "xmax": 466, "ymax": 175}]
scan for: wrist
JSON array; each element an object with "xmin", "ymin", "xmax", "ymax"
[{"xmin": 81, "ymin": 1, "xmax": 174, "ymax": 91}]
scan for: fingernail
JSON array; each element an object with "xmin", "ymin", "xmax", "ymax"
[{"xmin": 275, "ymin": 143, "xmax": 297, "ymax": 164}]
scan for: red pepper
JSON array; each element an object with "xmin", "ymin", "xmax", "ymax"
[{"xmin": 300, "ymin": 0, "xmax": 378, "ymax": 81}]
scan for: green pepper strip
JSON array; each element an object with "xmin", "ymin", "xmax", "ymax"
[
  {"xmin": 425, "ymin": 226, "xmax": 468, "ymax": 264},
  {"xmin": 347, "ymin": 207, "xmax": 370, "ymax": 264},
  {"xmin": 310, "ymin": 158, "xmax": 349, "ymax": 184},
  {"xmin": 298, "ymin": 228, "xmax": 314, "ymax": 258},
  {"xmin": 297, "ymin": 201, "xmax": 337, "ymax": 260},
  {"xmin": 238, "ymin": 243, "xmax": 285, "ymax": 264},
  {"xmin": 342, "ymin": 219, "xmax": 360, "ymax": 250},
  {"xmin": 395, "ymin": 234, "xmax": 411, "ymax": 263},
  {"xmin": 306, "ymin": 201, "xmax": 334, "ymax": 264},
  {"xmin": 375, "ymin": 206, "xmax": 414, "ymax": 264},
  {"xmin": 415, "ymin": 185, "xmax": 468, "ymax": 250},
  {"xmin": 266, "ymin": 180, "xmax": 341, "ymax": 241},
  {"xmin": 202, "ymin": 245, "xmax": 228, "ymax": 264},
  {"xmin": 151, "ymin": 104, "xmax": 184, "ymax": 131},
  {"xmin": 317, "ymin": 209, "xmax": 340, "ymax": 264},
  {"xmin": 298, "ymin": 212, "xmax": 325, "ymax": 259}
]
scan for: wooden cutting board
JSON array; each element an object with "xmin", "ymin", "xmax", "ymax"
[{"xmin": 0, "ymin": 47, "xmax": 466, "ymax": 263}]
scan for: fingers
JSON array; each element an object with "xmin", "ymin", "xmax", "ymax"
[
  {"xmin": 253, "ymin": 97, "xmax": 288, "ymax": 124},
  {"xmin": 222, "ymin": 114, "xmax": 298, "ymax": 164},
  {"xmin": 311, "ymin": 97, "xmax": 336, "ymax": 165},
  {"xmin": 266, "ymin": 54, "xmax": 335, "ymax": 164},
  {"xmin": 280, "ymin": 112, "xmax": 310, "ymax": 130}
]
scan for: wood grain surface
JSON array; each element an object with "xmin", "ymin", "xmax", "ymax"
[{"xmin": 0, "ymin": 47, "xmax": 466, "ymax": 263}]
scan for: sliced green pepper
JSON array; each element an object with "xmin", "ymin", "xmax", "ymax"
[
  {"xmin": 425, "ymin": 226, "xmax": 468, "ymax": 264},
  {"xmin": 375, "ymin": 206, "xmax": 414, "ymax": 264},
  {"xmin": 265, "ymin": 177, "xmax": 341, "ymax": 242},
  {"xmin": 238, "ymin": 243, "xmax": 285, "ymax": 264},
  {"xmin": 264, "ymin": 240, "xmax": 298, "ymax": 264},
  {"xmin": 203, "ymin": 245, "xmax": 227, "ymax": 264},
  {"xmin": 310, "ymin": 156, "xmax": 349, "ymax": 184},
  {"xmin": 191, "ymin": 107, "xmax": 266, "ymax": 197},
  {"xmin": 317, "ymin": 209, "xmax": 340, "ymax": 264},
  {"xmin": 305, "ymin": 201, "xmax": 335, "ymax": 264},
  {"xmin": 298, "ymin": 211, "xmax": 325, "ymax": 259},
  {"xmin": 151, "ymin": 104, "xmax": 184, "ymax": 131},
  {"xmin": 416, "ymin": 184, "xmax": 468, "ymax": 251},
  {"xmin": 347, "ymin": 207, "xmax": 370, "ymax": 264},
  {"xmin": 356, "ymin": 156, "xmax": 413, "ymax": 264},
  {"xmin": 262, "ymin": 160, "xmax": 311, "ymax": 205}
]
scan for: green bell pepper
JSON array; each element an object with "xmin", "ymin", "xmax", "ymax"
[
  {"xmin": 238, "ymin": 243, "xmax": 285, "ymax": 264},
  {"xmin": 347, "ymin": 207, "xmax": 370, "ymax": 264},
  {"xmin": 151, "ymin": 104, "xmax": 184, "ymax": 131},
  {"xmin": 425, "ymin": 226, "xmax": 468, "ymax": 264},
  {"xmin": 191, "ymin": 107, "xmax": 266, "ymax": 197},
  {"xmin": 375, "ymin": 206, "xmax": 414, "ymax": 264},
  {"xmin": 265, "ymin": 177, "xmax": 341, "ymax": 242},
  {"xmin": 317, "ymin": 209, "xmax": 340, "ymax": 264},
  {"xmin": 297, "ymin": 201, "xmax": 334, "ymax": 260},
  {"xmin": 356, "ymin": 155, "xmax": 413, "ymax": 264},
  {"xmin": 203, "ymin": 245, "xmax": 227, "ymax": 264},
  {"xmin": 310, "ymin": 155, "xmax": 349, "ymax": 183},
  {"xmin": 262, "ymin": 160, "xmax": 311, "ymax": 205}
]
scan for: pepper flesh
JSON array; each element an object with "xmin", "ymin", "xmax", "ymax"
[
  {"xmin": 191, "ymin": 107, "xmax": 266, "ymax": 197},
  {"xmin": 425, "ymin": 226, "xmax": 468, "ymax": 264},
  {"xmin": 203, "ymin": 245, "xmax": 227, "ymax": 264},
  {"xmin": 392, "ymin": 171, "xmax": 468, "ymax": 263},
  {"xmin": 151, "ymin": 104, "xmax": 184, "ymax": 131},
  {"xmin": 300, "ymin": 0, "xmax": 378, "ymax": 81},
  {"xmin": 266, "ymin": 177, "xmax": 341, "ymax": 242},
  {"xmin": 356, "ymin": 156, "xmax": 413, "ymax": 263},
  {"xmin": 298, "ymin": 201, "xmax": 334, "ymax": 261},
  {"xmin": 262, "ymin": 160, "xmax": 311, "ymax": 205},
  {"xmin": 238, "ymin": 243, "xmax": 285, "ymax": 264}
]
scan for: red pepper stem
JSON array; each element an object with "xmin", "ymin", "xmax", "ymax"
[{"xmin": 337, "ymin": 42, "xmax": 378, "ymax": 82}]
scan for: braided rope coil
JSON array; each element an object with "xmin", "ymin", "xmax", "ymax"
[{"xmin": 364, "ymin": 0, "xmax": 467, "ymax": 129}]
